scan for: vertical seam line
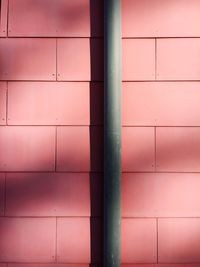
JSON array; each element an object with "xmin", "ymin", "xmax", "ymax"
[
  {"xmin": 55, "ymin": 126, "xmax": 57, "ymax": 172},
  {"xmin": 155, "ymin": 38, "xmax": 157, "ymax": 80},
  {"xmin": 157, "ymin": 217, "xmax": 159, "ymax": 263},
  {"xmin": 6, "ymin": 81, "xmax": 8, "ymax": 125},
  {"xmin": 6, "ymin": 0, "xmax": 9, "ymax": 36},
  {"xmin": 55, "ymin": 217, "xmax": 58, "ymax": 262},
  {"xmin": 4, "ymin": 172, "xmax": 7, "ymax": 216},
  {"xmin": 155, "ymin": 126, "xmax": 157, "ymax": 172},
  {"xmin": 56, "ymin": 38, "xmax": 58, "ymax": 81}
]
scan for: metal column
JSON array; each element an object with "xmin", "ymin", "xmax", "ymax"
[{"xmin": 104, "ymin": 0, "xmax": 122, "ymax": 266}]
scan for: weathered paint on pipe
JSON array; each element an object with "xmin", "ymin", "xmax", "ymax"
[{"xmin": 104, "ymin": 0, "xmax": 122, "ymax": 266}]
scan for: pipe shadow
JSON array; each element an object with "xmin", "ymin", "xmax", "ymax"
[{"xmin": 89, "ymin": 0, "xmax": 104, "ymax": 264}]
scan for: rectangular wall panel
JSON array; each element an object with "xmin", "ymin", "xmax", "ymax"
[
  {"xmin": 90, "ymin": 82, "xmax": 104, "ymax": 125},
  {"xmin": 57, "ymin": 38, "xmax": 103, "ymax": 81},
  {"xmin": 57, "ymin": 218, "xmax": 90, "ymax": 263},
  {"xmin": 0, "ymin": 217, "xmax": 56, "ymax": 262},
  {"xmin": 90, "ymin": 39, "xmax": 104, "ymax": 81},
  {"xmin": 158, "ymin": 218, "xmax": 200, "ymax": 263},
  {"xmin": 90, "ymin": 126, "xmax": 103, "ymax": 172},
  {"xmin": 90, "ymin": 218, "xmax": 103, "ymax": 263},
  {"xmin": 90, "ymin": 173, "xmax": 103, "ymax": 217},
  {"xmin": 123, "ymin": 82, "xmax": 200, "ymax": 126},
  {"xmin": 156, "ymin": 127, "xmax": 200, "ymax": 172},
  {"xmin": 122, "ymin": 0, "xmax": 200, "ymax": 37},
  {"xmin": 57, "ymin": 38, "xmax": 90, "ymax": 81},
  {"xmin": 0, "ymin": 38, "xmax": 56, "ymax": 80},
  {"xmin": 122, "ymin": 127, "xmax": 155, "ymax": 172},
  {"xmin": 6, "ymin": 173, "xmax": 90, "ymax": 216},
  {"xmin": 0, "ymin": 126, "xmax": 55, "ymax": 171},
  {"xmin": 57, "ymin": 126, "xmax": 90, "ymax": 171},
  {"xmin": 8, "ymin": 82, "xmax": 90, "ymax": 125},
  {"xmin": 157, "ymin": 38, "xmax": 200, "ymax": 80},
  {"xmin": 121, "ymin": 219, "xmax": 157, "ymax": 263},
  {"xmin": 8, "ymin": 0, "xmax": 90, "ymax": 37},
  {"xmin": 123, "ymin": 173, "xmax": 200, "ymax": 217},
  {"xmin": 123, "ymin": 39, "xmax": 155, "ymax": 81}
]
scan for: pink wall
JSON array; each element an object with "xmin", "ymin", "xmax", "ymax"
[
  {"xmin": 122, "ymin": 0, "xmax": 200, "ymax": 266},
  {"xmin": 0, "ymin": 0, "xmax": 103, "ymax": 266},
  {"xmin": 0, "ymin": 0, "xmax": 200, "ymax": 266}
]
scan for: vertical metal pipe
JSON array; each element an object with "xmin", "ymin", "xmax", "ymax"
[{"xmin": 104, "ymin": 0, "xmax": 122, "ymax": 267}]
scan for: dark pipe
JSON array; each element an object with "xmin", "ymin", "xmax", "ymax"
[{"xmin": 104, "ymin": 0, "xmax": 122, "ymax": 266}]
